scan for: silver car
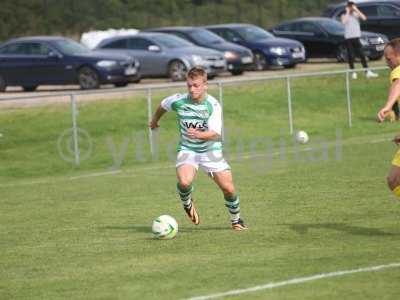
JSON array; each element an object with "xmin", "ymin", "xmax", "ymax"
[{"xmin": 95, "ymin": 32, "xmax": 227, "ymax": 81}]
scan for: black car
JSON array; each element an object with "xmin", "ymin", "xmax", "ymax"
[
  {"xmin": 0, "ymin": 36, "xmax": 140, "ymax": 92},
  {"xmin": 145, "ymin": 27, "xmax": 254, "ymax": 75},
  {"xmin": 323, "ymin": 0, "xmax": 400, "ymax": 40},
  {"xmin": 205, "ymin": 23, "xmax": 305, "ymax": 70},
  {"xmin": 270, "ymin": 17, "xmax": 388, "ymax": 62}
]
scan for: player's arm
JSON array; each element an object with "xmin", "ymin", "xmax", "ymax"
[
  {"xmin": 378, "ymin": 79, "xmax": 400, "ymax": 122},
  {"xmin": 150, "ymin": 94, "xmax": 180, "ymax": 129},
  {"xmin": 149, "ymin": 105, "xmax": 167, "ymax": 130},
  {"xmin": 187, "ymin": 128, "xmax": 220, "ymax": 140}
]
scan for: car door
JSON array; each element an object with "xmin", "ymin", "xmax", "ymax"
[
  {"xmin": 127, "ymin": 37, "xmax": 167, "ymax": 76},
  {"xmin": 25, "ymin": 42, "xmax": 68, "ymax": 84},
  {"xmin": 292, "ymin": 22, "xmax": 329, "ymax": 58},
  {"xmin": 0, "ymin": 42, "xmax": 33, "ymax": 85}
]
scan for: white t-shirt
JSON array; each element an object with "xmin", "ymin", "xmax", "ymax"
[{"xmin": 344, "ymin": 12, "xmax": 361, "ymax": 39}]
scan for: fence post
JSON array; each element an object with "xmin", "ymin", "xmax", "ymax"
[
  {"xmin": 218, "ymin": 81, "xmax": 225, "ymax": 141},
  {"xmin": 345, "ymin": 71, "xmax": 353, "ymax": 128},
  {"xmin": 70, "ymin": 94, "xmax": 80, "ymax": 166},
  {"xmin": 147, "ymin": 88, "xmax": 154, "ymax": 157},
  {"xmin": 286, "ymin": 76, "xmax": 294, "ymax": 135}
]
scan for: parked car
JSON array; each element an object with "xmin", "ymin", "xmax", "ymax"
[
  {"xmin": 0, "ymin": 36, "xmax": 140, "ymax": 92},
  {"xmin": 145, "ymin": 26, "xmax": 254, "ymax": 75},
  {"xmin": 323, "ymin": 0, "xmax": 400, "ymax": 40},
  {"xmin": 205, "ymin": 23, "xmax": 306, "ymax": 70},
  {"xmin": 270, "ymin": 17, "xmax": 387, "ymax": 62},
  {"xmin": 95, "ymin": 32, "xmax": 226, "ymax": 81}
]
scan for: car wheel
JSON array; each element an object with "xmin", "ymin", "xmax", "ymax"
[
  {"xmin": 114, "ymin": 82, "xmax": 128, "ymax": 88},
  {"xmin": 0, "ymin": 75, "xmax": 6, "ymax": 92},
  {"xmin": 22, "ymin": 85, "xmax": 38, "ymax": 92},
  {"xmin": 336, "ymin": 45, "xmax": 348, "ymax": 62},
  {"xmin": 253, "ymin": 51, "xmax": 267, "ymax": 70},
  {"xmin": 168, "ymin": 60, "xmax": 187, "ymax": 81},
  {"xmin": 78, "ymin": 67, "xmax": 100, "ymax": 89},
  {"xmin": 230, "ymin": 70, "xmax": 244, "ymax": 76}
]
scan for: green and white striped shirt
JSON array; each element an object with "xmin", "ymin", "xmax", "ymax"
[{"xmin": 161, "ymin": 93, "xmax": 222, "ymax": 153}]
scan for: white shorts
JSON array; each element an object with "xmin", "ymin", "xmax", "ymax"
[{"xmin": 176, "ymin": 150, "xmax": 231, "ymax": 174}]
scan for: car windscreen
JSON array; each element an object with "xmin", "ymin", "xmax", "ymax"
[
  {"xmin": 189, "ymin": 29, "xmax": 225, "ymax": 44},
  {"xmin": 236, "ymin": 26, "xmax": 274, "ymax": 41},
  {"xmin": 319, "ymin": 19, "xmax": 344, "ymax": 35},
  {"xmin": 151, "ymin": 35, "xmax": 193, "ymax": 48},
  {"xmin": 52, "ymin": 39, "xmax": 90, "ymax": 55}
]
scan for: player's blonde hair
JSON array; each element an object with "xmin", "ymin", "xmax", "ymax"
[
  {"xmin": 187, "ymin": 66, "xmax": 207, "ymax": 81},
  {"xmin": 385, "ymin": 38, "xmax": 400, "ymax": 54}
]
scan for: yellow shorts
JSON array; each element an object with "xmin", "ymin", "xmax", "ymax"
[{"xmin": 392, "ymin": 149, "xmax": 400, "ymax": 167}]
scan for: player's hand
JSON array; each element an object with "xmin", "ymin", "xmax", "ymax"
[
  {"xmin": 377, "ymin": 107, "xmax": 391, "ymax": 122},
  {"xmin": 187, "ymin": 128, "xmax": 201, "ymax": 139},
  {"xmin": 393, "ymin": 134, "xmax": 400, "ymax": 145},
  {"xmin": 149, "ymin": 120, "xmax": 159, "ymax": 130}
]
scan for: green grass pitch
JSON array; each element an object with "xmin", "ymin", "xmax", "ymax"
[{"xmin": 1, "ymin": 71, "xmax": 400, "ymax": 299}]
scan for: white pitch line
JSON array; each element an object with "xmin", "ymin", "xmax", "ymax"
[
  {"xmin": 186, "ymin": 262, "xmax": 400, "ymax": 300},
  {"xmin": 69, "ymin": 169, "xmax": 122, "ymax": 180}
]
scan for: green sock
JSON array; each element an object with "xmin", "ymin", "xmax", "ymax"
[
  {"xmin": 177, "ymin": 183, "xmax": 193, "ymax": 208},
  {"xmin": 224, "ymin": 195, "xmax": 240, "ymax": 222}
]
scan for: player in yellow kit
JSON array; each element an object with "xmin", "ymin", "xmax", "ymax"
[{"xmin": 377, "ymin": 38, "xmax": 400, "ymax": 196}]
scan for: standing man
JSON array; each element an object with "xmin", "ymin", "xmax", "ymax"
[
  {"xmin": 341, "ymin": 1, "xmax": 378, "ymax": 79},
  {"xmin": 149, "ymin": 66, "xmax": 247, "ymax": 231},
  {"xmin": 377, "ymin": 38, "xmax": 400, "ymax": 197}
]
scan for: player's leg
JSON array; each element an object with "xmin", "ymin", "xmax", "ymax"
[
  {"xmin": 212, "ymin": 170, "xmax": 247, "ymax": 230},
  {"xmin": 176, "ymin": 160, "xmax": 200, "ymax": 225}
]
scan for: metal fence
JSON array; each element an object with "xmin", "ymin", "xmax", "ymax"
[{"xmin": 0, "ymin": 66, "xmax": 388, "ymax": 165}]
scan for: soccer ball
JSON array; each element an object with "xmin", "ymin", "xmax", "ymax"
[
  {"xmin": 152, "ymin": 215, "xmax": 178, "ymax": 239},
  {"xmin": 295, "ymin": 130, "xmax": 309, "ymax": 144}
]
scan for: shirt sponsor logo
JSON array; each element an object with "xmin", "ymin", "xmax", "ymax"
[{"xmin": 182, "ymin": 121, "xmax": 208, "ymax": 130}]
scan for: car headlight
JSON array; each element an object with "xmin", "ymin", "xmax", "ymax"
[
  {"xmin": 360, "ymin": 38, "xmax": 369, "ymax": 46},
  {"xmin": 224, "ymin": 51, "xmax": 238, "ymax": 60},
  {"xmin": 269, "ymin": 47, "xmax": 287, "ymax": 55},
  {"xmin": 377, "ymin": 36, "xmax": 385, "ymax": 44},
  {"xmin": 192, "ymin": 55, "xmax": 204, "ymax": 65},
  {"xmin": 96, "ymin": 60, "xmax": 118, "ymax": 68}
]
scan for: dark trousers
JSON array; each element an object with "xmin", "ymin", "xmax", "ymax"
[{"xmin": 345, "ymin": 38, "xmax": 368, "ymax": 70}]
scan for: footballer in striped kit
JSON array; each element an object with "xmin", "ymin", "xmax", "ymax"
[{"xmin": 149, "ymin": 66, "xmax": 247, "ymax": 231}]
